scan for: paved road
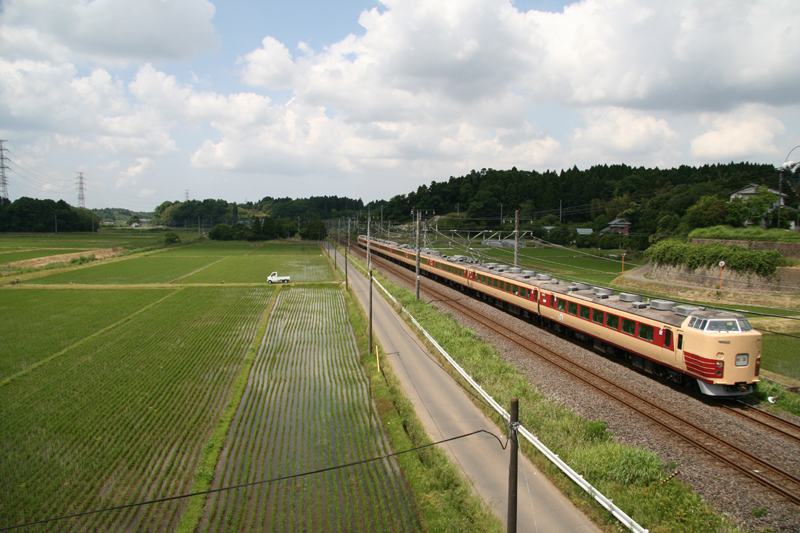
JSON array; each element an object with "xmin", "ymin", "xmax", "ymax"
[{"xmin": 330, "ymin": 244, "xmax": 600, "ymax": 533}]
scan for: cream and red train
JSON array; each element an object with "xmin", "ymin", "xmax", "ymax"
[{"xmin": 358, "ymin": 236, "xmax": 762, "ymax": 397}]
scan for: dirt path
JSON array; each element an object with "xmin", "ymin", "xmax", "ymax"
[{"xmin": 8, "ymin": 247, "xmax": 125, "ymax": 268}]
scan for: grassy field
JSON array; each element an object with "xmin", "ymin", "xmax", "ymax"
[
  {"xmin": 155, "ymin": 243, "xmax": 261, "ymax": 256},
  {"xmin": 0, "ymin": 286, "xmax": 274, "ymax": 531},
  {"xmin": 182, "ymin": 255, "xmax": 335, "ymax": 284},
  {"xmin": 25, "ymin": 256, "xmax": 221, "ymax": 285}
]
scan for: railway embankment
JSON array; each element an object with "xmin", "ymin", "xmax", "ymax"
[
  {"xmin": 691, "ymin": 238, "xmax": 800, "ymax": 259},
  {"xmin": 647, "ymin": 262, "xmax": 800, "ymax": 294}
]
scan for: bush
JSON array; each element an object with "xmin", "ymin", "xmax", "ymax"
[
  {"xmin": 646, "ymin": 240, "xmax": 784, "ymax": 277},
  {"xmin": 164, "ymin": 231, "xmax": 181, "ymax": 245}
]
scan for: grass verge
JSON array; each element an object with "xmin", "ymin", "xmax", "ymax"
[
  {"xmin": 175, "ymin": 286, "xmax": 279, "ymax": 533},
  {"xmin": 341, "ymin": 282, "xmax": 503, "ymax": 533},
  {"xmin": 350, "ymin": 254, "xmax": 746, "ymax": 533}
]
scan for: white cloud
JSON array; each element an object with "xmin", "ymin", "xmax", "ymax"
[
  {"xmin": 138, "ymin": 188, "xmax": 155, "ymax": 198},
  {"xmin": 0, "ymin": 0, "xmax": 217, "ymax": 66},
  {"xmin": 117, "ymin": 157, "xmax": 155, "ymax": 187},
  {"xmin": 690, "ymin": 105, "xmax": 786, "ymax": 160},
  {"xmin": 571, "ymin": 107, "xmax": 679, "ymax": 159}
]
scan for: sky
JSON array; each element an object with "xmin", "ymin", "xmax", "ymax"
[{"xmin": 1, "ymin": 0, "xmax": 799, "ymax": 211}]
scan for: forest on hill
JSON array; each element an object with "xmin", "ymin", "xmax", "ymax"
[
  {"xmin": 0, "ymin": 197, "xmax": 100, "ymax": 232},
  {"xmin": 371, "ymin": 162, "xmax": 797, "ymax": 249}
]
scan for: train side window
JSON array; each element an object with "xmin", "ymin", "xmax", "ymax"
[
  {"xmin": 638, "ymin": 324, "xmax": 654, "ymax": 342},
  {"xmin": 579, "ymin": 306, "xmax": 590, "ymax": 319},
  {"xmin": 592, "ymin": 309, "xmax": 604, "ymax": 324},
  {"xmin": 567, "ymin": 302, "xmax": 578, "ymax": 315},
  {"xmin": 493, "ymin": 278, "xmax": 498, "ymax": 288},
  {"xmin": 556, "ymin": 299, "xmax": 566, "ymax": 311},
  {"xmin": 688, "ymin": 317, "xmax": 697, "ymax": 328},
  {"xmin": 677, "ymin": 334, "xmax": 683, "ymax": 350},
  {"xmin": 512, "ymin": 284, "xmax": 518, "ymax": 295},
  {"xmin": 606, "ymin": 314, "xmax": 619, "ymax": 329},
  {"xmin": 534, "ymin": 289, "xmax": 538, "ymax": 301},
  {"xmin": 664, "ymin": 329, "xmax": 672, "ymax": 348},
  {"xmin": 621, "ymin": 318, "xmax": 636, "ymax": 335}
]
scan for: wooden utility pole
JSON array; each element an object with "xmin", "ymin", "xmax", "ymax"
[{"xmin": 507, "ymin": 398, "xmax": 519, "ymax": 533}]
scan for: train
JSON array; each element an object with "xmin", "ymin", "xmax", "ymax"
[{"xmin": 357, "ymin": 235, "xmax": 762, "ymax": 397}]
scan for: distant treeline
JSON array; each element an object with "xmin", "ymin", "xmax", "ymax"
[
  {"xmin": 152, "ymin": 199, "xmax": 239, "ymax": 227},
  {"xmin": 92, "ymin": 207, "xmax": 151, "ymax": 225},
  {"xmin": 372, "ymin": 162, "xmax": 795, "ymax": 249},
  {"xmin": 0, "ymin": 197, "xmax": 100, "ymax": 232}
]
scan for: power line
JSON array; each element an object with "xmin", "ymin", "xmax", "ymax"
[{"xmin": 0, "ymin": 429, "xmax": 505, "ymax": 532}]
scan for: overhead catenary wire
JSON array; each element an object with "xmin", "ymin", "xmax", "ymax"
[{"xmin": 0, "ymin": 429, "xmax": 506, "ymax": 532}]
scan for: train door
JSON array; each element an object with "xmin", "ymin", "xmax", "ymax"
[
  {"xmin": 661, "ymin": 327, "xmax": 676, "ymax": 366},
  {"xmin": 674, "ymin": 329, "xmax": 685, "ymax": 370}
]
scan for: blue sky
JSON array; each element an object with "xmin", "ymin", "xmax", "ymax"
[{"xmin": 1, "ymin": 0, "xmax": 799, "ymax": 211}]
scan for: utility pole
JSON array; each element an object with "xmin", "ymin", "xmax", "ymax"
[
  {"xmin": 367, "ymin": 206, "xmax": 371, "ymax": 269},
  {"xmin": 198, "ymin": 216, "xmax": 201, "ymax": 237},
  {"xmin": 514, "ymin": 210, "xmax": 519, "ymax": 267},
  {"xmin": 380, "ymin": 205, "xmax": 383, "ymax": 239},
  {"xmin": 0, "ymin": 140, "xmax": 9, "ymax": 202},
  {"xmin": 415, "ymin": 210, "xmax": 421, "ymax": 300},
  {"xmin": 369, "ymin": 268, "xmax": 373, "ymax": 358},
  {"xmin": 559, "ymin": 199, "xmax": 562, "ymax": 224},
  {"xmin": 55, "ymin": 214, "xmax": 57, "ymax": 234},
  {"xmin": 346, "ymin": 218, "xmax": 350, "ymax": 291},
  {"xmin": 184, "ymin": 189, "xmax": 189, "ymax": 202},
  {"xmin": 507, "ymin": 398, "xmax": 519, "ymax": 533}
]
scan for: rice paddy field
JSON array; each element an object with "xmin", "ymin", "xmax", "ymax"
[
  {"xmin": 199, "ymin": 288, "xmax": 418, "ymax": 532},
  {"xmin": 26, "ymin": 256, "xmax": 222, "ymax": 285},
  {"xmin": 0, "ymin": 237, "xmax": 411, "ymax": 531}
]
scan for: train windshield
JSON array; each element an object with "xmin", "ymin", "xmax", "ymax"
[
  {"xmin": 738, "ymin": 319, "xmax": 754, "ymax": 332},
  {"xmin": 705, "ymin": 320, "xmax": 739, "ymax": 332}
]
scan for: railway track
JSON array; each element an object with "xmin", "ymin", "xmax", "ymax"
[
  {"xmin": 348, "ymin": 242, "xmax": 800, "ymax": 507},
  {"xmin": 719, "ymin": 402, "xmax": 800, "ymax": 446}
]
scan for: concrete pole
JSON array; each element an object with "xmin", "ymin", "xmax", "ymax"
[
  {"xmin": 507, "ymin": 398, "xmax": 519, "ymax": 533},
  {"xmin": 514, "ymin": 210, "xmax": 519, "ymax": 267},
  {"xmin": 369, "ymin": 269, "xmax": 373, "ymax": 357},
  {"xmin": 367, "ymin": 207, "xmax": 371, "ymax": 269},
  {"xmin": 415, "ymin": 211, "xmax": 421, "ymax": 300}
]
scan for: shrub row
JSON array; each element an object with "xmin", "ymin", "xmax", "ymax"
[{"xmin": 646, "ymin": 240, "xmax": 783, "ymax": 277}]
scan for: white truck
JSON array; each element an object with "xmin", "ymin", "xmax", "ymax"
[{"xmin": 267, "ymin": 272, "xmax": 291, "ymax": 284}]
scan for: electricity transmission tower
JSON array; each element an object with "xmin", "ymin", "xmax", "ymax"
[
  {"xmin": 0, "ymin": 140, "xmax": 8, "ymax": 202},
  {"xmin": 76, "ymin": 172, "xmax": 85, "ymax": 208}
]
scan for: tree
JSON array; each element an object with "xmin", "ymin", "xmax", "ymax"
[
  {"xmin": 209, "ymin": 223, "xmax": 232, "ymax": 241},
  {"xmin": 128, "ymin": 215, "xmax": 140, "ymax": 225},
  {"xmin": 300, "ymin": 218, "xmax": 327, "ymax": 240},
  {"xmin": 164, "ymin": 231, "xmax": 181, "ymax": 245}
]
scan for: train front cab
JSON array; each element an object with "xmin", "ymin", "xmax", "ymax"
[{"xmin": 677, "ymin": 314, "xmax": 760, "ymax": 397}]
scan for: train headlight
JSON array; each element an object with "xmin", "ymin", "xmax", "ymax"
[
  {"xmin": 715, "ymin": 360, "xmax": 724, "ymax": 377},
  {"xmin": 735, "ymin": 354, "xmax": 748, "ymax": 367},
  {"xmin": 755, "ymin": 357, "xmax": 761, "ymax": 376}
]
